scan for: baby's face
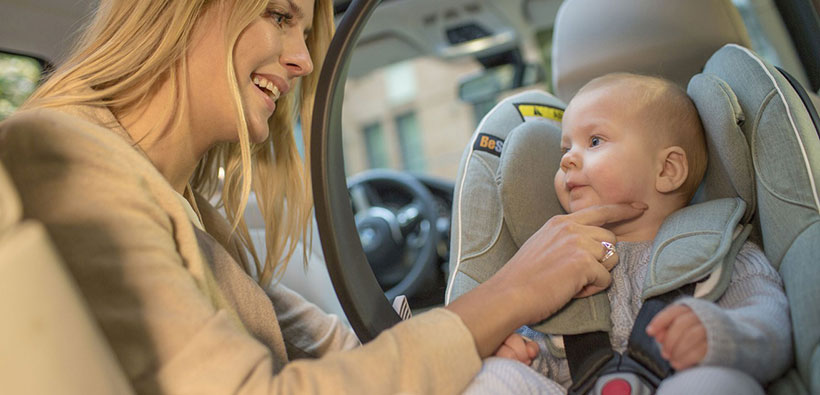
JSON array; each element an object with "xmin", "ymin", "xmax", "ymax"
[{"xmin": 555, "ymin": 84, "xmax": 660, "ymax": 213}]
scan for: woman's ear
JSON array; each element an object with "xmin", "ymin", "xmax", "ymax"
[{"xmin": 656, "ymin": 146, "xmax": 688, "ymax": 193}]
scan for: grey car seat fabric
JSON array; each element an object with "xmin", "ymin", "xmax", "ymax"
[
  {"xmin": 551, "ymin": 0, "xmax": 751, "ymax": 103},
  {"xmin": 0, "ymin": 163, "xmax": 134, "ymax": 394},
  {"xmin": 701, "ymin": 45, "xmax": 820, "ymax": 395},
  {"xmin": 446, "ymin": 44, "xmax": 820, "ymax": 393},
  {"xmin": 444, "ymin": 91, "xmax": 565, "ymax": 309}
]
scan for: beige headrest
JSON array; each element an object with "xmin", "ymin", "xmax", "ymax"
[
  {"xmin": 0, "ymin": 165, "xmax": 21, "ymax": 234},
  {"xmin": 551, "ymin": 0, "xmax": 752, "ymax": 102}
]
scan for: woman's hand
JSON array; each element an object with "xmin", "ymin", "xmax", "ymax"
[
  {"xmin": 493, "ymin": 202, "xmax": 646, "ymax": 323},
  {"xmin": 447, "ymin": 202, "xmax": 646, "ymax": 357}
]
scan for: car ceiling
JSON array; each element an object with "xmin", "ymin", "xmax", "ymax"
[
  {"xmin": 0, "ymin": 0, "xmax": 560, "ymax": 72},
  {"xmin": 0, "ymin": 0, "xmax": 96, "ymax": 64},
  {"xmin": 342, "ymin": 0, "xmax": 561, "ymax": 77}
]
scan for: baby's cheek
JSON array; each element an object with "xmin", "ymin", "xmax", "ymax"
[
  {"xmin": 599, "ymin": 175, "xmax": 644, "ymax": 204},
  {"xmin": 554, "ymin": 170, "xmax": 570, "ymax": 213}
]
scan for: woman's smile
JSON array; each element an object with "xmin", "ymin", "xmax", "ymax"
[{"xmin": 251, "ymin": 73, "xmax": 287, "ymax": 115}]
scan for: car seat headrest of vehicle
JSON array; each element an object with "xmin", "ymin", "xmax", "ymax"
[
  {"xmin": 688, "ymin": 73, "xmax": 756, "ymax": 222},
  {"xmin": 551, "ymin": 0, "xmax": 752, "ymax": 102},
  {"xmin": 0, "ymin": 164, "xmax": 22, "ymax": 233}
]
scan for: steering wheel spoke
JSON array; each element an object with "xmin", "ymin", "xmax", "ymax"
[
  {"xmin": 349, "ymin": 183, "xmax": 380, "ymax": 214},
  {"xmin": 347, "ymin": 169, "xmax": 442, "ymax": 302},
  {"xmin": 397, "ymin": 201, "xmax": 423, "ymax": 232}
]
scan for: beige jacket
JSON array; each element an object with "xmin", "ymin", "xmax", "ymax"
[{"xmin": 0, "ymin": 104, "xmax": 480, "ymax": 394}]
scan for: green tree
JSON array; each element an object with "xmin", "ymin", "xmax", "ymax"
[{"xmin": 0, "ymin": 53, "xmax": 42, "ymax": 121}]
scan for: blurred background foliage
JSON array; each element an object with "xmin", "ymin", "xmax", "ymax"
[{"xmin": 0, "ymin": 53, "xmax": 42, "ymax": 121}]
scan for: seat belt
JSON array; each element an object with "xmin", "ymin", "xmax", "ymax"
[{"xmin": 567, "ymin": 284, "xmax": 696, "ymax": 395}]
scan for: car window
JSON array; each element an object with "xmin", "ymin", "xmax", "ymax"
[
  {"xmin": 0, "ymin": 52, "xmax": 43, "ymax": 121},
  {"xmin": 340, "ymin": 0, "xmax": 814, "ymax": 183},
  {"xmin": 732, "ymin": 0, "xmax": 813, "ymax": 88},
  {"xmin": 342, "ymin": 56, "xmax": 499, "ymax": 180}
]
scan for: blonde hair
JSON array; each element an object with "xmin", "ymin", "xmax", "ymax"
[
  {"xmin": 579, "ymin": 73, "xmax": 708, "ymax": 203},
  {"xmin": 24, "ymin": 0, "xmax": 335, "ymax": 287}
]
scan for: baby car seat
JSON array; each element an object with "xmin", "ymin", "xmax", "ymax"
[{"xmin": 445, "ymin": 44, "xmax": 820, "ymax": 394}]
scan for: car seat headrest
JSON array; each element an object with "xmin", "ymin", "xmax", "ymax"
[
  {"xmin": 461, "ymin": 90, "xmax": 566, "ymax": 252},
  {"xmin": 552, "ymin": 0, "xmax": 751, "ymax": 102},
  {"xmin": 697, "ymin": 44, "xmax": 820, "ymax": 268},
  {"xmin": 447, "ymin": 90, "xmax": 566, "ymax": 294},
  {"xmin": 499, "ymin": 122, "xmax": 563, "ymax": 248},
  {"xmin": 688, "ymin": 73, "xmax": 756, "ymax": 222},
  {"xmin": 0, "ymin": 164, "xmax": 22, "ymax": 234}
]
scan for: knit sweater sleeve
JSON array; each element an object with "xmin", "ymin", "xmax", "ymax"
[{"xmin": 674, "ymin": 242, "xmax": 792, "ymax": 383}]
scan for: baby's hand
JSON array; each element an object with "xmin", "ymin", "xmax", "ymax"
[
  {"xmin": 494, "ymin": 333, "xmax": 539, "ymax": 365},
  {"xmin": 646, "ymin": 305, "xmax": 707, "ymax": 371}
]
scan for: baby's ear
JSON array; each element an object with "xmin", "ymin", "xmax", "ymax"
[{"xmin": 656, "ymin": 146, "xmax": 688, "ymax": 194}]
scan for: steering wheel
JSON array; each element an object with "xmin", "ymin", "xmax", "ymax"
[
  {"xmin": 347, "ymin": 169, "xmax": 440, "ymax": 302},
  {"xmin": 310, "ymin": 0, "xmax": 420, "ymax": 342}
]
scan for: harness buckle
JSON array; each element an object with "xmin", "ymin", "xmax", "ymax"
[{"xmin": 569, "ymin": 353, "xmax": 661, "ymax": 395}]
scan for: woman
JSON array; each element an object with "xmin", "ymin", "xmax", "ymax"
[{"xmin": 0, "ymin": 0, "xmax": 645, "ymax": 393}]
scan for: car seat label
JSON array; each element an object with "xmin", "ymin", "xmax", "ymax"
[
  {"xmin": 515, "ymin": 103, "xmax": 564, "ymax": 122},
  {"xmin": 473, "ymin": 133, "xmax": 504, "ymax": 157}
]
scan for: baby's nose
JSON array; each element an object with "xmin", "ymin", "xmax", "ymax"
[{"xmin": 560, "ymin": 151, "xmax": 579, "ymax": 170}]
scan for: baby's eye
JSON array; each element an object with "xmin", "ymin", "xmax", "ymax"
[
  {"xmin": 560, "ymin": 146, "xmax": 570, "ymax": 155},
  {"xmin": 590, "ymin": 136, "xmax": 601, "ymax": 147}
]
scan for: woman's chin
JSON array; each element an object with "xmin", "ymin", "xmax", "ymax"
[
  {"xmin": 250, "ymin": 130, "xmax": 270, "ymax": 144},
  {"xmin": 247, "ymin": 120, "xmax": 271, "ymax": 143}
]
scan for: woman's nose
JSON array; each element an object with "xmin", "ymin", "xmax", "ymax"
[{"xmin": 281, "ymin": 35, "xmax": 314, "ymax": 78}]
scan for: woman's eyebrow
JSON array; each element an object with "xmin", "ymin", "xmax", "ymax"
[
  {"xmin": 286, "ymin": 0, "xmax": 304, "ymax": 19},
  {"xmin": 285, "ymin": 0, "xmax": 313, "ymax": 34}
]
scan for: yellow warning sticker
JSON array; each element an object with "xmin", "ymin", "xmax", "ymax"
[{"xmin": 516, "ymin": 104, "xmax": 564, "ymax": 122}]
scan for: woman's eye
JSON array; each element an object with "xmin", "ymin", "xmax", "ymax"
[
  {"xmin": 590, "ymin": 136, "xmax": 601, "ymax": 147},
  {"xmin": 266, "ymin": 10, "xmax": 292, "ymax": 27}
]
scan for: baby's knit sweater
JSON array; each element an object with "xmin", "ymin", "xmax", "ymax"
[{"xmin": 520, "ymin": 241, "xmax": 793, "ymax": 388}]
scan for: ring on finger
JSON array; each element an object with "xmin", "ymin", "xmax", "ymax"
[{"xmin": 600, "ymin": 241, "xmax": 616, "ymax": 263}]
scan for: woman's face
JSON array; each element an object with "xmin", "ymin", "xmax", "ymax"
[{"xmin": 187, "ymin": 0, "xmax": 315, "ymax": 146}]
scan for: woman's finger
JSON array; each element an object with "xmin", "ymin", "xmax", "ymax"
[
  {"xmin": 575, "ymin": 224, "xmax": 618, "ymax": 245},
  {"xmin": 571, "ymin": 236, "xmax": 618, "ymax": 268},
  {"xmin": 598, "ymin": 242, "xmax": 619, "ymax": 271},
  {"xmin": 567, "ymin": 202, "xmax": 648, "ymax": 227},
  {"xmin": 585, "ymin": 256, "xmax": 613, "ymax": 292}
]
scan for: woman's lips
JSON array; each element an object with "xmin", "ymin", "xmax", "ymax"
[{"xmin": 255, "ymin": 84, "xmax": 276, "ymax": 113}]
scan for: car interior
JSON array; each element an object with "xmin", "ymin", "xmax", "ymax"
[{"xmin": 1, "ymin": 0, "xmax": 818, "ymax": 394}]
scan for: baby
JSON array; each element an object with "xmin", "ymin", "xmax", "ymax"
[{"xmin": 469, "ymin": 73, "xmax": 792, "ymax": 394}]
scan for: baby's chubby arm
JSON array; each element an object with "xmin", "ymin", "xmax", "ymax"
[
  {"xmin": 647, "ymin": 243, "xmax": 791, "ymax": 383},
  {"xmin": 493, "ymin": 333, "xmax": 539, "ymax": 365}
]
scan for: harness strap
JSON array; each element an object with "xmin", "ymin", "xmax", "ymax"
[
  {"xmin": 626, "ymin": 283, "xmax": 696, "ymax": 380},
  {"xmin": 566, "ymin": 331, "xmax": 613, "ymax": 394},
  {"xmin": 566, "ymin": 284, "xmax": 696, "ymax": 395}
]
